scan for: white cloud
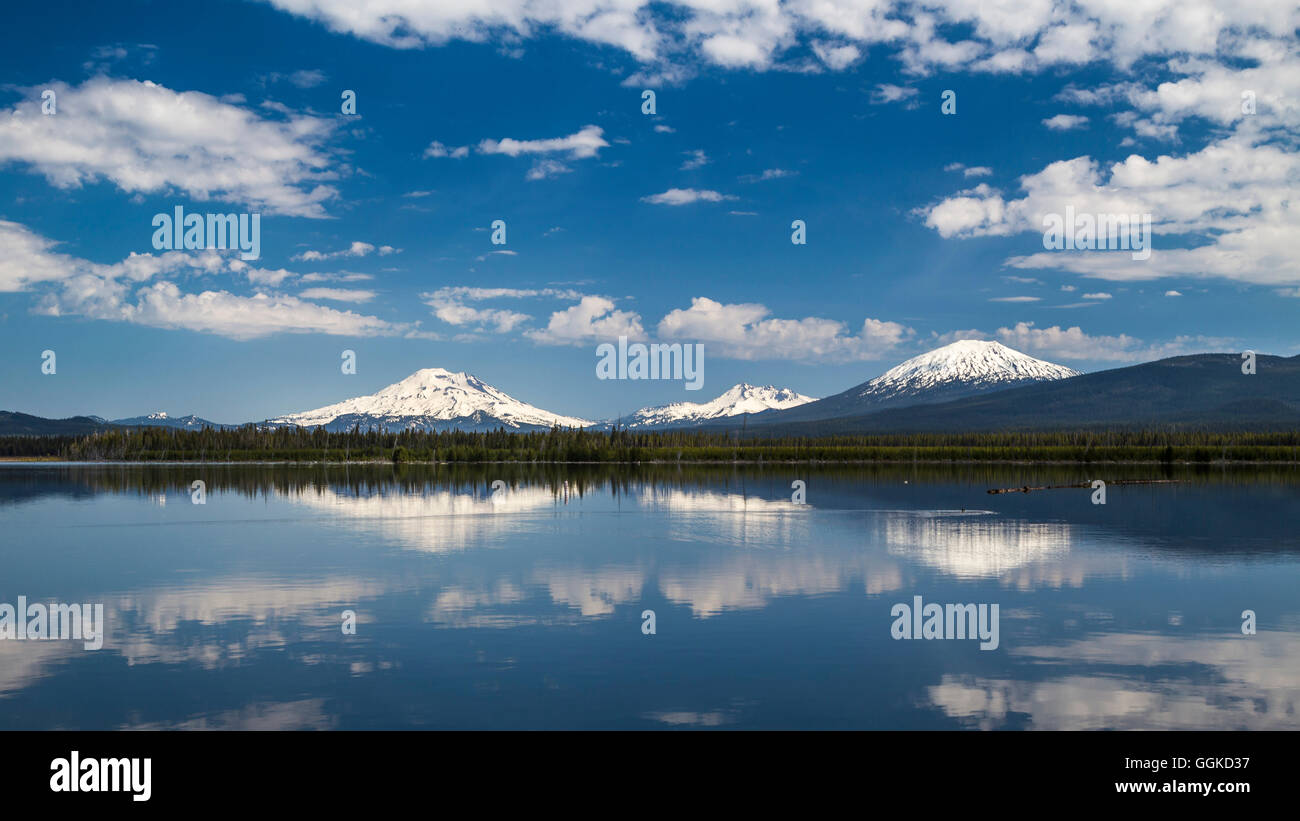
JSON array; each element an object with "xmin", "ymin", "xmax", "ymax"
[
  {"xmin": 236, "ymin": 264, "xmax": 296, "ymax": 287},
  {"xmin": 0, "ymin": 77, "xmax": 338, "ymax": 217},
  {"xmin": 423, "ymin": 286, "xmax": 589, "ymax": 334},
  {"xmin": 474, "ymin": 250, "xmax": 519, "ymax": 261},
  {"xmin": 656, "ymin": 297, "xmax": 912, "ymax": 361},
  {"xmin": 265, "ymin": 69, "xmax": 327, "ymax": 88},
  {"xmin": 1164, "ymin": 290, "xmax": 1182, "ymax": 297},
  {"xmin": 0, "ymin": 220, "xmax": 77, "ymax": 292},
  {"xmin": 989, "ymin": 296, "xmax": 1040, "ymax": 302},
  {"xmin": 641, "ymin": 188, "xmax": 736, "ymax": 205},
  {"xmin": 926, "ymin": 135, "xmax": 1300, "ymax": 286},
  {"xmin": 424, "ymin": 141, "xmax": 469, "ymax": 159},
  {"xmin": 526, "ymin": 296, "xmax": 646, "ymax": 345},
  {"xmin": 292, "ymin": 242, "xmax": 397, "ymax": 262},
  {"xmin": 871, "ymin": 84, "xmax": 918, "ymax": 104},
  {"xmin": 995, "ymin": 321, "xmax": 1230, "ymax": 362},
  {"xmin": 812, "ymin": 41, "xmax": 861, "ymax": 70},
  {"xmin": 2, "ymin": 220, "xmax": 412, "ymax": 340},
  {"xmin": 43, "ymin": 280, "xmax": 405, "ymax": 340},
  {"xmin": 299, "ymin": 288, "xmax": 376, "ymax": 303},
  {"xmin": 259, "ymin": 1, "xmax": 1300, "ymax": 80},
  {"xmin": 739, "ymin": 168, "xmax": 795, "ymax": 182},
  {"xmin": 923, "ymin": 183, "xmax": 1010, "ymax": 238},
  {"xmin": 526, "ymin": 159, "xmax": 572, "ymax": 180},
  {"xmin": 299, "ymin": 272, "xmax": 373, "ymax": 283},
  {"xmin": 680, "ymin": 149, "xmax": 709, "ymax": 170},
  {"xmin": 478, "ymin": 124, "xmax": 608, "ymax": 159},
  {"xmin": 1032, "ymin": 22, "xmax": 1097, "ymax": 66},
  {"xmin": 1081, "ymin": 292, "xmax": 1111, "ymax": 299},
  {"xmin": 945, "ymin": 163, "xmax": 993, "ymax": 178},
  {"xmin": 1042, "ymin": 114, "xmax": 1089, "ymax": 130}
]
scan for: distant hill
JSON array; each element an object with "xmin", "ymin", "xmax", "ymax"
[
  {"xmin": 110, "ymin": 412, "xmax": 229, "ymax": 430},
  {"xmin": 0, "ymin": 411, "xmax": 114, "ymax": 436},
  {"xmin": 728, "ymin": 353, "xmax": 1300, "ymax": 435}
]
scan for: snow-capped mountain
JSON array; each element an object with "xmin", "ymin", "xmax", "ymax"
[
  {"xmin": 111, "ymin": 412, "xmax": 227, "ymax": 429},
  {"xmin": 740, "ymin": 340, "xmax": 1081, "ymax": 424},
  {"xmin": 263, "ymin": 367, "xmax": 594, "ymax": 432},
  {"xmin": 621, "ymin": 383, "xmax": 817, "ymax": 428},
  {"xmin": 855, "ymin": 340, "xmax": 1080, "ymax": 405}
]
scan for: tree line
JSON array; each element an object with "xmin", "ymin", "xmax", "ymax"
[{"xmin": 3, "ymin": 423, "xmax": 1300, "ymax": 463}]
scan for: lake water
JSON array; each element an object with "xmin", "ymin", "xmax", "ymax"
[{"xmin": 1, "ymin": 463, "xmax": 1297, "ymax": 730}]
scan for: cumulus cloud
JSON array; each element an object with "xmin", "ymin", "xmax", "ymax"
[
  {"xmin": 258, "ymin": 0, "xmax": 1300, "ymax": 80},
  {"xmin": 2, "ymin": 220, "xmax": 414, "ymax": 340},
  {"xmin": 995, "ymin": 321, "xmax": 1231, "ymax": 362},
  {"xmin": 0, "ymin": 77, "xmax": 338, "ymax": 217},
  {"xmin": 427, "ymin": 290, "xmax": 915, "ymax": 362},
  {"xmin": 526, "ymin": 296, "xmax": 646, "ymax": 345},
  {"xmin": 423, "ymin": 286, "xmax": 588, "ymax": 334},
  {"xmin": 0, "ymin": 220, "xmax": 77, "ymax": 292},
  {"xmin": 925, "ymin": 136, "xmax": 1300, "ymax": 286},
  {"xmin": 812, "ymin": 41, "xmax": 861, "ymax": 70},
  {"xmin": 42, "ymin": 280, "xmax": 404, "ymax": 340},
  {"xmin": 656, "ymin": 297, "xmax": 912, "ymax": 361}
]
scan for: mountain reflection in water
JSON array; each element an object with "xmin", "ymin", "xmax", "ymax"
[{"xmin": 1, "ymin": 463, "xmax": 1296, "ymax": 730}]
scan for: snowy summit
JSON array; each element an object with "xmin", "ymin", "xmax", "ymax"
[
  {"xmin": 856, "ymin": 340, "xmax": 1081, "ymax": 404},
  {"xmin": 623, "ymin": 383, "xmax": 817, "ymax": 428},
  {"xmin": 265, "ymin": 367, "xmax": 594, "ymax": 432}
]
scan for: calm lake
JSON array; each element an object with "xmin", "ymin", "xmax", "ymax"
[{"xmin": 1, "ymin": 463, "xmax": 1297, "ymax": 730}]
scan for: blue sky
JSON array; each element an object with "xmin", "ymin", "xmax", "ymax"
[{"xmin": 1, "ymin": 0, "xmax": 1297, "ymax": 423}]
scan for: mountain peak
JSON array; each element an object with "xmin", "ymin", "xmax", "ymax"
[
  {"xmin": 861, "ymin": 340, "xmax": 1080, "ymax": 400},
  {"xmin": 738, "ymin": 340, "xmax": 1082, "ymax": 426},
  {"xmin": 266, "ymin": 366, "xmax": 592, "ymax": 431},
  {"xmin": 625, "ymin": 382, "xmax": 817, "ymax": 428}
]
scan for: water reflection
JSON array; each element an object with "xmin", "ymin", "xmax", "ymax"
[
  {"xmin": 931, "ymin": 629, "xmax": 1300, "ymax": 730},
  {"xmin": 1, "ymin": 463, "xmax": 1297, "ymax": 729}
]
